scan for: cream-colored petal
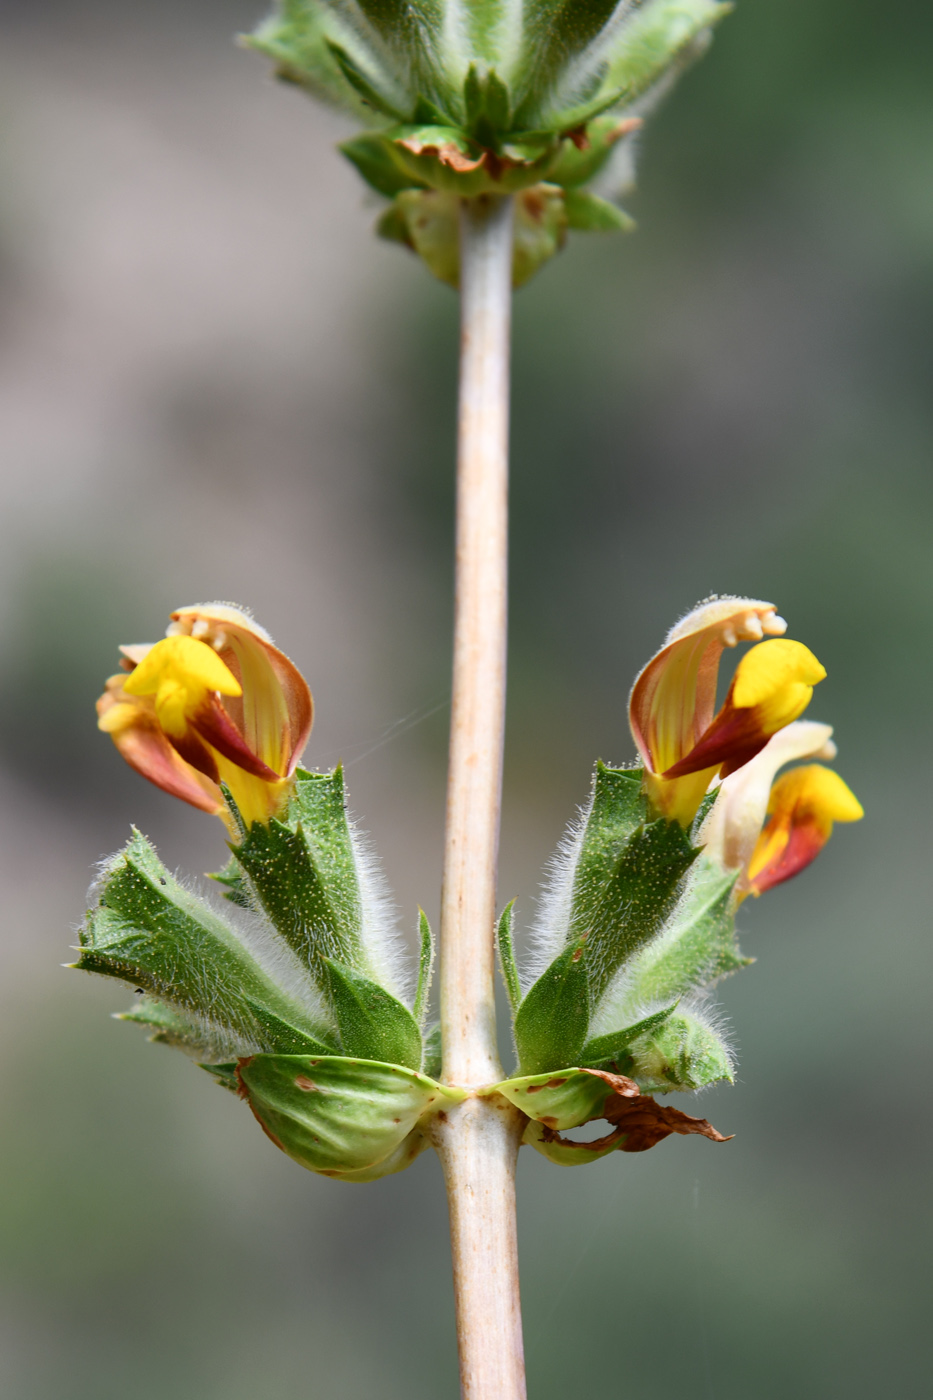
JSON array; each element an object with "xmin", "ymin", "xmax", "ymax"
[
  {"xmin": 699, "ymin": 720, "xmax": 835, "ymax": 876},
  {"xmin": 629, "ymin": 596, "xmax": 786, "ymax": 775}
]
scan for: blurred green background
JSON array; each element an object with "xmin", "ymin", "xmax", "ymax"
[{"xmin": 0, "ymin": 1, "xmax": 929, "ymax": 1396}]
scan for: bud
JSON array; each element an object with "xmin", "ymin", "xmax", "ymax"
[{"xmin": 246, "ymin": 0, "xmax": 731, "ymax": 282}]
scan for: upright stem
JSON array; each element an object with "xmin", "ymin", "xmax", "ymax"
[
  {"xmin": 439, "ymin": 192, "xmax": 513, "ymax": 1090},
  {"xmin": 432, "ymin": 193, "xmax": 527, "ymax": 1400}
]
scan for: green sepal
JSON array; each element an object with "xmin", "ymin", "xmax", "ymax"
[
  {"xmin": 513, "ymin": 936, "xmax": 590, "ymax": 1075},
  {"xmin": 422, "ymin": 1022, "xmax": 442, "ymax": 1080},
  {"xmin": 496, "ymin": 900, "xmax": 521, "ymax": 1014},
  {"xmin": 567, "ymin": 764, "xmax": 698, "ymax": 1004},
  {"xmin": 237, "ymin": 1054, "xmax": 465, "ymax": 1178},
  {"xmin": 319, "ymin": 958, "xmax": 423, "ymax": 1071},
  {"xmin": 622, "ymin": 855, "xmax": 750, "ymax": 1007},
  {"xmin": 77, "ymin": 829, "xmax": 335, "ymax": 1056},
  {"xmin": 580, "ymin": 1003, "xmax": 679, "ymax": 1068},
  {"xmin": 230, "ymin": 766, "xmax": 368, "ymax": 983},
  {"xmin": 413, "ymin": 909, "xmax": 435, "ymax": 1029},
  {"xmin": 563, "ymin": 189, "xmax": 635, "ymax": 233},
  {"xmin": 340, "ymin": 133, "xmax": 425, "ymax": 197},
  {"xmin": 625, "ymin": 1009, "xmax": 734, "ymax": 1093}
]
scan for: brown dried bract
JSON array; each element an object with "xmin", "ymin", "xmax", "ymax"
[
  {"xmin": 585, "ymin": 1068, "xmax": 731, "ymax": 1152},
  {"xmin": 397, "ymin": 137, "xmax": 486, "ymax": 173},
  {"xmin": 538, "ymin": 1068, "xmax": 731, "ymax": 1155}
]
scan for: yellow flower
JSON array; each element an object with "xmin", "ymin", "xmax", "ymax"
[
  {"xmin": 97, "ymin": 604, "xmax": 313, "ymax": 830},
  {"xmin": 745, "ymin": 763, "xmax": 863, "ymax": 898},
  {"xmin": 629, "ymin": 597, "xmax": 826, "ymax": 825},
  {"xmin": 700, "ymin": 719, "xmax": 863, "ymax": 900}
]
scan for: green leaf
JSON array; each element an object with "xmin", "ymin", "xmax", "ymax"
[
  {"xmin": 496, "ymin": 900, "xmax": 522, "ymax": 1013},
  {"xmin": 320, "ymin": 958, "xmax": 422, "ymax": 1070},
  {"xmin": 563, "ymin": 188, "xmax": 635, "ymax": 233},
  {"xmin": 580, "ymin": 1003, "xmax": 679, "ymax": 1069},
  {"xmin": 622, "ymin": 854, "xmax": 749, "ymax": 1007},
  {"xmin": 514, "ymin": 937, "xmax": 590, "ymax": 1074},
  {"xmin": 413, "ymin": 909, "xmax": 435, "ymax": 1029},
  {"xmin": 77, "ymin": 830, "xmax": 335, "ymax": 1056},
  {"xmin": 237, "ymin": 1053, "xmax": 464, "ymax": 1176},
  {"xmin": 567, "ymin": 764, "xmax": 697, "ymax": 1005},
  {"xmin": 231, "ymin": 767, "xmax": 368, "ymax": 983}
]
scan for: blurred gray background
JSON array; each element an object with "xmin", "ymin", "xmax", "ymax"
[{"xmin": 0, "ymin": 1, "xmax": 930, "ymax": 1396}]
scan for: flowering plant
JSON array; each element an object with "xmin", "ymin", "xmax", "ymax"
[{"xmin": 71, "ymin": 6, "xmax": 864, "ymax": 1397}]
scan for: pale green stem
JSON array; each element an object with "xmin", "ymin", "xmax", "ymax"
[{"xmin": 431, "ymin": 193, "xmax": 527, "ymax": 1399}]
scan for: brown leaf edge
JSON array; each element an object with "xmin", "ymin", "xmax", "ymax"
[{"xmin": 537, "ymin": 1069, "xmax": 733, "ymax": 1157}]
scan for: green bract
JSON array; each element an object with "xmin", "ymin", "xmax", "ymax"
[
  {"xmin": 247, "ymin": 0, "xmax": 731, "ymax": 283},
  {"xmin": 498, "ymin": 763, "xmax": 747, "ymax": 1099},
  {"xmin": 78, "ymin": 759, "xmax": 741, "ymax": 1179}
]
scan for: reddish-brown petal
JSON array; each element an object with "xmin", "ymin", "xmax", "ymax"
[
  {"xmin": 110, "ymin": 714, "xmax": 223, "ymax": 814},
  {"xmin": 747, "ymin": 816, "xmax": 827, "ymax": 896},
  {"xmin": 662, "ymin": 699, "xmax": 773, "ymax": 779},
  {"xmin": 188, "ymin": 694, "xmax": 282, "ymax": 782}
]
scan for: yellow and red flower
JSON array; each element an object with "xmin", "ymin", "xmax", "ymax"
[
  {"xmin": 700, "ymin": 717, "xmax": 862, "ymax": 897},
  {"xmin": 744, "ymin": 761, "xmax": 863, "ymax": 898},
  {"xmin": 97, "ymin": 603, "xmax": 313, "ymax": 830},
  {"xmin": 629, "ymin": 597, "xmax": 827, "ymax": 825}
]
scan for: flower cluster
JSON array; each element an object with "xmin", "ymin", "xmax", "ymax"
[
  {"xmin": 629, "ymin": 596, "xmax": 862, "ymax": 895},
  {"xmin": 246, "ymin": 0, "xmax": 731, "ymax": 284}
]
